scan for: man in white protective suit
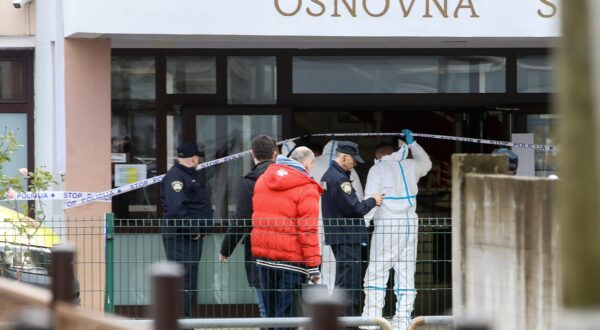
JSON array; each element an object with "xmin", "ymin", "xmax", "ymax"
[
  {"xmin": 361, "ymin": 129, "xmax": 432, "ymax": 330},
  {"xmin": 282, "ymin": 139, "xmax": 364, "ymax": 292}
]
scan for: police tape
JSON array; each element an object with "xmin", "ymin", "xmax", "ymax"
[
  {"xmin": 16, "ymin": 132, "xmax": 553, "ymax": 210},
  {"xmin": 310, "ymin": 132, "xmax": 558, "ymax": 152},
  {"xmin": 61, "ymin": 137, "xmax": 301, "ymax": 209},
  {"xmin": 1, "ymin": 191, "xmax": 111, "ymax": 202}
]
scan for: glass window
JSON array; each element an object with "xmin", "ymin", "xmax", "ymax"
[
  {"xmin": 0, "ymin": 61, "xmax": 24, "ymax": 101},
  {"xmin": 196, "ymin": 114, "xmax": 282, "ymax": 223},
  {"xmin": 111, "ymin": 57, "xmax": 155, "ymax": 102},
  {"xmin": 518, "ymin": 56, "xmax": 554, "ymax": 93},
  {"xmin": 166, "ymin": 56, "xmax": 216, "ymax": 94},
  {"xmin": 166, "ymin": 107, "xmax": 183, "ymax": 170},
  {"xmin": 445, "ymin": 57, "xmax": 506, "ymax": 93},
  {"xmin": 0, "ymin": 114, "xmax": 27, "ymax": 209},
  {"xmin": 111, "ymin": 111, "xmax": 157, "ymax": 220},
  {"xmin": 527, "ymin": 114, "xmax": 558, "ymax": 177},
  {"xmin": 293, "ymin": 56, "xmax": 506, "ymax": 94},
  {"xmin": 227, "ymin": 56, "xmax": 277, "ymax": 104}
]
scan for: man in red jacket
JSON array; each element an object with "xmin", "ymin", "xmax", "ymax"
[{"xmin": 251, "ymin": 146, "xmax": 323, "ymax": 325}]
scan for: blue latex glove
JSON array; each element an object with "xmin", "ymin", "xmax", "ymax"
[{"xmin": 402, "ymin": 129, "xmax": 414, "ymax": 145}]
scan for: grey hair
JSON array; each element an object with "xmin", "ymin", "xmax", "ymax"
[{"xmin": 290, "ymin": 146, "xmax": 315, "ymax": 165}]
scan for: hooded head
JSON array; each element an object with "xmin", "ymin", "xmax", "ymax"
[{"xmin": 375, "ymin": 142, "xmax": 409, "ymax": 163}]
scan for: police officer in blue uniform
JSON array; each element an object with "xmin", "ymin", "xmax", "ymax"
[
  {"xmin": 321, "ymin": 141, "xmax": 383, "ymax": 322},
  {"xmin": 160, "ymin": 143, "xmax": 213, "ymax": 319}
]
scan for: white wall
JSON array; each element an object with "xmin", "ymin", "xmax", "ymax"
[
  {"xmin": 63, "ymin": 0, "xmax": 560, "ymax": 39},
  {"xmin": 35, "ymin": 0, "xmax": 67, "ymax": 222}
]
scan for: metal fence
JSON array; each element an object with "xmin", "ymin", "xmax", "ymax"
[{"xmin": 0, "ymin": 215, "xmax": 451, "ymax": 327}]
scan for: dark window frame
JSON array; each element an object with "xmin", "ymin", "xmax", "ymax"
[
  {"xmin": 0, "ymin": 50, "xmax": 34, "ymax": 178},
  {"xmin": 111, "ymin": 47, "xmax": 551, "ymax": 228}
]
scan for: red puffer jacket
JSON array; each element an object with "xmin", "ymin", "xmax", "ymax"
[{"xmin": 251, "ymin": 164, "xmax": 323, "ymax": 267}]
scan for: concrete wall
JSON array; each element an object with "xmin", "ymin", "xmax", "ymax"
[
  {"xmin": 451, "ymin": 154, "xmax": 509, "ymax": 313},
  {"xmin": 455, "ymin": 172, "xmax": 558, "ymax": 330},
  {"xmin": 0, "ymin": 0, "xmax": 35, "ymax": 36}
]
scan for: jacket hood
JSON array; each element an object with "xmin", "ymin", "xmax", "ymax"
[
  {"xmin": 321, "ymin": 140, "xmax": 339, "ymax": 156},
  {"xmin": 276, "ymin": 155, "xmax": 307, "ymax": 173},
  {"xmin": 245, "ymin": 160, "xmax": 274, "ymax": 180},
  {"xmin": 377, "ymin": 144, "xmax": 409, "ymax": 163},
  {"xmin": 262, "ymin": 164, "xmax": 323, "ymax": 193}
]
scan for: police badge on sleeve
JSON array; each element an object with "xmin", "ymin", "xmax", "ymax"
[
  {"xmin": 340, "ymin": 182, "xmax": 352, "ymax": 195},
  {"xmin": 171, "ymin": 181, "xmax": 183, "ymax": 192}
]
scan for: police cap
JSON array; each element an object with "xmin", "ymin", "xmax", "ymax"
[
  {"xmin": 177, "ymin": 143, "xmax": 204, "ymax": 158},
  {"xmin": 336, "ymin": 141, "xmax": 364, "ymax": 163}
]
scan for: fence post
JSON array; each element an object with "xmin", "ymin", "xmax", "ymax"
[
  {"xmin": 104, "ymin": 213, "xmax": 115, "ymax": 314},
  {"xmin": 311, "ymin": 302, "xmax": 343, "ymax": 330},
  {"xmin": 150, "ymin": 262, "xmax": 183, "ymax": 330},
  {"xmin": 51, "ymin": 243, "xmax": 75, "ymax": 306},
  {"xmin": 303, "ymin": 286, "xmax": 344, "ymax": 330}
]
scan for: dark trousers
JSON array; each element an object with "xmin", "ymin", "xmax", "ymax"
[
  {"xmin": 258, "ymin": 265, "xmax": 306, "ymax": 330},
  {"xmin": 162, "ymin": 235, "xmax": 204, "ymax": 318},
  {"xmin": 331, "ymin": 244, "xmax": 363, "ymax": 318}
]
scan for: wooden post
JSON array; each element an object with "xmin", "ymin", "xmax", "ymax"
[
  {"xmin": 557, "ymin": 0, "xmax": 600, "ymax": 307},
  {"xmin": 51, "ymin": 244, "xmax": 75, "ymax": 306},
  {"xmin": 150, "ymin": 263, "xmax": 183, "ymax": 330}
]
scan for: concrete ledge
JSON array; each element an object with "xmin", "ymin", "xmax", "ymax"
[{"xmin": 0, "ymin": 36, "xmax": 35, "ymax": 48}]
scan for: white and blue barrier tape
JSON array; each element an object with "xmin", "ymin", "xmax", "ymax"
[
  {"xmin": 61, "ymin": 137, "xmax": 300, "ymax": 209},
  {"xmin": 1, "ymin": 191, "xmax": 111, "ymax": 202},
  {"xmin": 310, "ymin": 132, "xmax": 557, "ymax": 152},
  {"xmin": 2, "ymin": 132, "xmax": 556, "ymax": 209}
]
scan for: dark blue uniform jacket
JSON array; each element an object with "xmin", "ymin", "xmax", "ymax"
[
  {"xmin": 321, "ymin": 162, "xmax": 376, "ymax": 245},
  {"xmin": 160, "ymin": 162, "xmax": 213, "ymax": 234}
]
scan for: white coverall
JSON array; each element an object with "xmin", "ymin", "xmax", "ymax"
[
  {"xmin": 285, "ymin": 140, "xmax": 364, "ymax": 292},
  {"xmin": 361, "ymin": 142, "xmax": 431, "ymax": 330}
]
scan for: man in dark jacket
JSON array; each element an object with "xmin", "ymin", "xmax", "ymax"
[
  {"xmin": 160, "ymin": 142, "xmax": 213, "ymax": 319},
  {"xmin": 321, "ymin": 141, "xmax": 383, "ymax": 321},
  {"xmin": 219, "ymin": 135, "xmax": 277, "ymax": 318}
]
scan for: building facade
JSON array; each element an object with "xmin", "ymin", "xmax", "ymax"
[{"xmin": 1, "ymin": 0, "xmax": 560, "ymax": 313}]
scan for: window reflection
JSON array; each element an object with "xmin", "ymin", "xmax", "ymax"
[
  {"xmin": 111, "ymin": 57, "xmax": 155, "ymax": 103},
  {"xmin": 196, "ymin": 114, "xmax": 282, "ymax": 223},
  {"xmin": 0, "ymin": 61, "xmax": 24, "ymax": 101},
  {"xmin": 111, "ymin": 112, "xmax": 157, "ymax": 220},
  {"xmin": 228, "ymin": 56, "xmax": 277, "ymax": 104},
  {"xmin": 293, "ymin": 56, "xmax": 506, "ymax": 93},
  {"xmin": 166, "ymin": 56, "xmax": 216, "ymax": 94},
  {"xmin": 0, "ymin": 114, "xmax": 27, "ymax": 209},
  {"xmin": 518, "ymin": 56, "xmax": 554, "ymax": 93},
  {"xmin": 166, "ymin": 107, "xmax": 183, "ymax": 169},
  {"xmin": 527, "ymin": 114, "xmax": 558, "ymax": 176}
]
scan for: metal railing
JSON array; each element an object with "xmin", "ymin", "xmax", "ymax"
[
  {"xmin": 124, "ymin": 316, "xmax": 393, "ymax": 329},
  {"xmin": 0, "ymin": 214, "xmax": 452, "ymax": 327},
  {"xmin": 409, "ymin": 315, "xmax": 454, "ymax": 329},
  {"xmin": 107, "ymin": 216, "xmax": 451, "ymax": 325}
]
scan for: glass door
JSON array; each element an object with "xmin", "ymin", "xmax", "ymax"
[{"xmin": 164, "ymin": 106, "xmax": 287, "ymax": 221}]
